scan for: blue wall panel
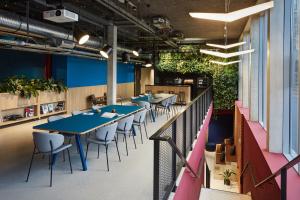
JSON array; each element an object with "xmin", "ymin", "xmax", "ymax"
[
  {"xmin": 117, "ymin": 62, "xmax": 134, "ymax": 83},
  {"xmin": 0, "ymin": 49, "xmax": 46, "ymax": 80},
  {"xmin": 66, "ymin": 56, "xmax": 107, "ymax": 88}
]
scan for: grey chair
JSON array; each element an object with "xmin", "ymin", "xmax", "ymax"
[
  {"xmin": 26, "ymin": 132, "xmax": 72, "ymax": 187},
  {"xmin": 72, "ymin": 110, "xmax": 84, "ymax": 116},
  {"xmin": 156, "ymin": 98, "xmax": 171, "ymax": 118},
  {"xmin": 116, "ymin": 115, "xmax": 135, "ymax": 156},
  {"xmin": 133, "ymin": 109, "xmax": 148, "ymax": 144},
  {"xmin": 170, "ymin": 95, "xmax": 178, "ymax": 114},
  {"xmin": 92, "ymin": 105, "xmax": 102, "ymax": 111},
  {"xmin": 85, "ymin": 122, "xmax": 120, "ymax": 171},
  {"xmin": 137, "ymin": 101, "xmax": 153, "ymax": 123}
]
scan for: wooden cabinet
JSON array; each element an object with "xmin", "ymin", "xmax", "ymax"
[{"xmin": 0, "ymin": 91, "xmax": 67, "ymax": 127}]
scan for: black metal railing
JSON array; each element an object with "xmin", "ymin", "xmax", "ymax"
[
  {"xmin": 150, "ymin": 87, "xmax": 212, "ymax": 200},
  {"xmin": 240, "ymin": 154, "xmax": 300, "ymax": 200}
]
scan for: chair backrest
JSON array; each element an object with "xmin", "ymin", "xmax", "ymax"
[
  {"xmin": 134, "ymin": 109, "xmax": 147, "ymax": 123},
  {"xmin": 117, "ymin": 115, "xmax": 134, "ymax": 131},
  {"xmin": 95, "ymin": 122, "xmax": 118, "ymax": 142},
  {"xmin": 72, "ymin": 110, "xmax": 84, "ymax": 116},
  {"xmin": 161, "ymin": 99, "xmax": 169, "ymax": 107},
  {"xmin": 33, "ymin": 132, "xmax": 64, "ymax": 153},
  {"xmin": 137, "ymin": 101, "xmax": 151, "ymax": 109},
  {"xmin": 171, "ymin": 95, "xmax": 177, "ymax": 104},
  {"xmin": 48, "ymin": 115, "xmax": 64, "ymax": 122},
  {"xmin": 92, "ymin": 105, "xmax": 102, "ymax": 110}
]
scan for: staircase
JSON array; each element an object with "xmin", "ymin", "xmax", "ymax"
[{"xmin": 199, "ymin": 188, "xmax": 251, "ymax": 200}]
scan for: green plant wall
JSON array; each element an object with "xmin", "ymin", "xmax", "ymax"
[{"xmin": 157, "ymin": 45, "xmax": 238, "ymax": 110}]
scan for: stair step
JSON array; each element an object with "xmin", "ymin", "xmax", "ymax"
[{"xmin": 200, "ymin": 188, "xmax": 251, "ymax": 200}]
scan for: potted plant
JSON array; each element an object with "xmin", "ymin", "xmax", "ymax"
[{"xmin": 221, "ymin": 169, "xmax": 236, "ymax": 186}]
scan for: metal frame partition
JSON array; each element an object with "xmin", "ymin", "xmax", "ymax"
[{"xmin": 150, "ymin": 87, "xmax": 212, "ymax": 200}]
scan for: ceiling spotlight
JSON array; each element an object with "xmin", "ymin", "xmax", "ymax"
[
  {"xmin": 122, "ymin": 52, "xmax": 130, "ymax": 63},
  {"xmin": 74, "ymin": 29, "xmax": 90, "ymax": 45},
  {"xmin": 206, "ymin": 42, "xmax": 246, "ymax": 49},
  {"xmin": 200, "ymin": 49, "xmax": 254, "ymax": 58},
  {"xmin": 210, "ymin": 60, "xmax": 241, "ymax": 65},
  {"xmin": 100, "ymin": 45, "xmax": 112, "ymax": 59},
  {"xmin": 133, "ymin": 48, "xmax": 142, "ymax": 57},
  {"xmin": 189, "ymin": 1, "xmax": 274, "ymax": 22}
]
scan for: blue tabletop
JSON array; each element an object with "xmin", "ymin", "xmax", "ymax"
[{"xmin": 34, "ymin": 105, "xmax": 143, "ymax": 134}]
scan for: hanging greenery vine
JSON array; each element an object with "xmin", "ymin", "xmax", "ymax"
[{"xmin": 157, "ymin": 45, "xmax": 238, "ymax": 110}]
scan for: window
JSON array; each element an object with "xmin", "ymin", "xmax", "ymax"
[
  {"xmin": 289, "ymin": 0, "xmax": 300, "ymax": 157},
  {"xmin": 258, "ymin": 12, "xmax": 268, "ymax": 129},
  {"xmin": 283, "ymin": 0, "xmax": 300, "ymax": 162}
]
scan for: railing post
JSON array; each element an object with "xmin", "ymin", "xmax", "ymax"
[
  {"xmin": 183, "ymin": 111, "xmax": 187, "ymax": 158},
  {"xmin": 190, "ymin": 106, "xmax": 193, "ymax": 150},
  {"xmin": 281, "ymin": 168, "xmax": 287, "ymax": 200},
  {"xmin": 172, "ymin": 122, "xmax": 177, "ymax": 190},
  {"xmin": 153, "ymin": 140, "xmax": 160, "ymax": 200},
  {"xmin": 206, "ymin": 163, "xmax": 210, "ymax": 188},
  {"xmin": 196, "ymin": 97, "xmax": 199, "ymax": 130}
]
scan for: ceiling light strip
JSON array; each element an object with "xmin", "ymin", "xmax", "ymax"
[
  {"xmin": 210, "ymin": 60, "xmax": 241, "ymax": 65},
  {"xmin": 206, "ymin": 42, "xmax": 246, "ymax": 49},
  {"xmin": 200, "ymin": 49, "xmax": 254, "ymax": 58},
  {"xmin": 189, "ymin": 1, "xmax": 274, "ymax": 22}
]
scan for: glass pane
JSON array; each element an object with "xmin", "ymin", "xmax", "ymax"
[{"xmin": 289, "ymin": 0, "xmax": 300, "ymax": 155}]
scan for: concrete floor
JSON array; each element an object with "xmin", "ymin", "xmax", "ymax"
[{"xmin": 0, "ymin": 108, "xmax": 177, "ymax": 200}]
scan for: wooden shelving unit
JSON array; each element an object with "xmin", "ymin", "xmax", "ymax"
[{"xmin": 0, "ymin": 91, "xmax": 67, "ymax": 127}]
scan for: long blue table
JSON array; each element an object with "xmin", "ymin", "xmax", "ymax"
[
  {"xmin": 131, "ymin": 94, "xmax": 175, "ymax": 122},
  {"xmin": 33, "ymin": 105, "xmax": 143, "ymax": 171}
]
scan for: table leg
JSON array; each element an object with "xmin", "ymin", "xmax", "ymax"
[{"xmin": 75, "ymin": 135, "xmax": 87, "ymax": 171}]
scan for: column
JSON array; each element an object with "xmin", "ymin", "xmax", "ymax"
[{"xmin": 107, "ymin": 25, "xmax": 117, "ymax": 105}]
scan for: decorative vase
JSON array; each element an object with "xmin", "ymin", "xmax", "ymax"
[{"xmin": 224, "ymin": 179, "xmax": 230, "ymax": 186}]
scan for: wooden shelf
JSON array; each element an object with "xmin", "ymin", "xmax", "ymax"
[
  {"xmin": 0, "ymin": 116, "xmax": 39, "ymax": 126},
  {"xmin": 0, "ymin": 91, "xmax": 67, "ymax": 127},
  {"xmin": 39, "ymin": 110, "xmax": 67, "ymax": 118}
]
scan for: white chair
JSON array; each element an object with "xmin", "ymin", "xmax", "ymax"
[
  {"xmin": 116, "ymin": 115, "xmax": 135, "ymax": 156},
  {"xmin": 133, "ymin": 109, "xmax": 148, "ymax": 144},
  {"xmin": 26, "ymin": 132, "xmax": 72, "ymax": 187},
  {"xmin": 72, "ymin": 110, "xmax": 84, "ymax": 116},
  {"xmin": 170, "ymin": 95, "xmax": 178, "ymax": 114},
  {"xmin": 157, "ymin": 98, "xmax": 171, "ymax": 118},
  {"xmin": 92, "ymin": 105, "xmax": 102, "ymax": 110},
  {"xmin": 85, "ymin": 122, "xmax": 120, "ymax": 171},
  {"xmin": 137, "ymin": 101, "xmax": 153, "ymax": 123}
]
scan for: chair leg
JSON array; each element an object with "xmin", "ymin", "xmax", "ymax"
[
  {"xmin": 105, "ymin": 145, "xmax": 109, "ymax": 171},
  {"xmin": 143, "ymin": 122, "xmax": 149, "ymax": 139},
  {"xmin": 114, "ymin": 136, "xmax": 121, "ymax": 162},
  {"xmin": 139, "ymin": 125, "xmax": 143, "ymax": 144},
  {"xmin": 132, "ymin": 132, "xmax": 137, "ymax": 149},
  {"xmin": 50, "ymin": 153, "xmax": 53, "ymax": 187},
  {"xmin": 124, "ymin": 134, "xmax": 128, "ymax": 156},
  {"xmin": 26, "ymin": 147, "xmax": 36, "ymax": 182},
  {"xmin": 97, "ymin": 144, "xmax": 100, "ymax": 159},
  {"xmin": 67, "ymin": 149, "xmax": 73, "ymax": 174},
  {"xmin": 63, "ymin": 150, "xmax": 65, "ymax": 162}
]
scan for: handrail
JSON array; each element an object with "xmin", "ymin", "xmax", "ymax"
[
  {"xmin": 241, "ymin": 154, "xmax": 300, "ymax": 188},
  {"xmin": 150, "ymin": 86, "xmax": 212, "ymax": 140},
  {"xmin": 240, "ymin": 154, "xmax": 300, "ymax": 200}
]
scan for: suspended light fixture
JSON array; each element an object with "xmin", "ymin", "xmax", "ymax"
[
  {"xmin": 206, "ymin": 41, "xmax": 246, "ymax": 49},
  {"xmin": 100, "ymin": 45, "xmax": 112, "ymax": 58},
  {"xmin": 189, "ymin": 1, "xmax": 274, "ymax": 22},
  {"xmin": 74, "ymin": 29, "xmax": 90, "ymax": 45},
  {"xmin": 122, "ymin": 52, "xmax": 130, "ymax": 63},
  {"xmin": 210, "ymin": 60, "xmax": 241, "ymax": 65},
  {"xmin": 200, "ymin": 49, "xmax": 254, "ymax": 58},
  {"xmin": 145, "ymin": 60, "xmax": 152, "ymax": 67},
  {"xmin": 132, "ymin": 48, "xmax": 142, "ymax": 57}
]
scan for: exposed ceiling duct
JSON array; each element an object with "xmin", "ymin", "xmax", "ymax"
[{"xmin": 0, "ymin": 9, "xmax": 139, "ymax": 58}]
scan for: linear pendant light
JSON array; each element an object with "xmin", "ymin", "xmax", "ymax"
[
  {"xmin": 189, "ymin": 1, "xmax": 274, "ymax": 22},
  {"xmin": 200, "ymin": 49, "xmax": 254, "ymax": 58},
  {"xmin": 210, "ymin": 60, "xmax": 241, "ymax": 65},
  {"xmin": 206, "ymin": 41, "xmax": 246, "ymax": 49}
]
